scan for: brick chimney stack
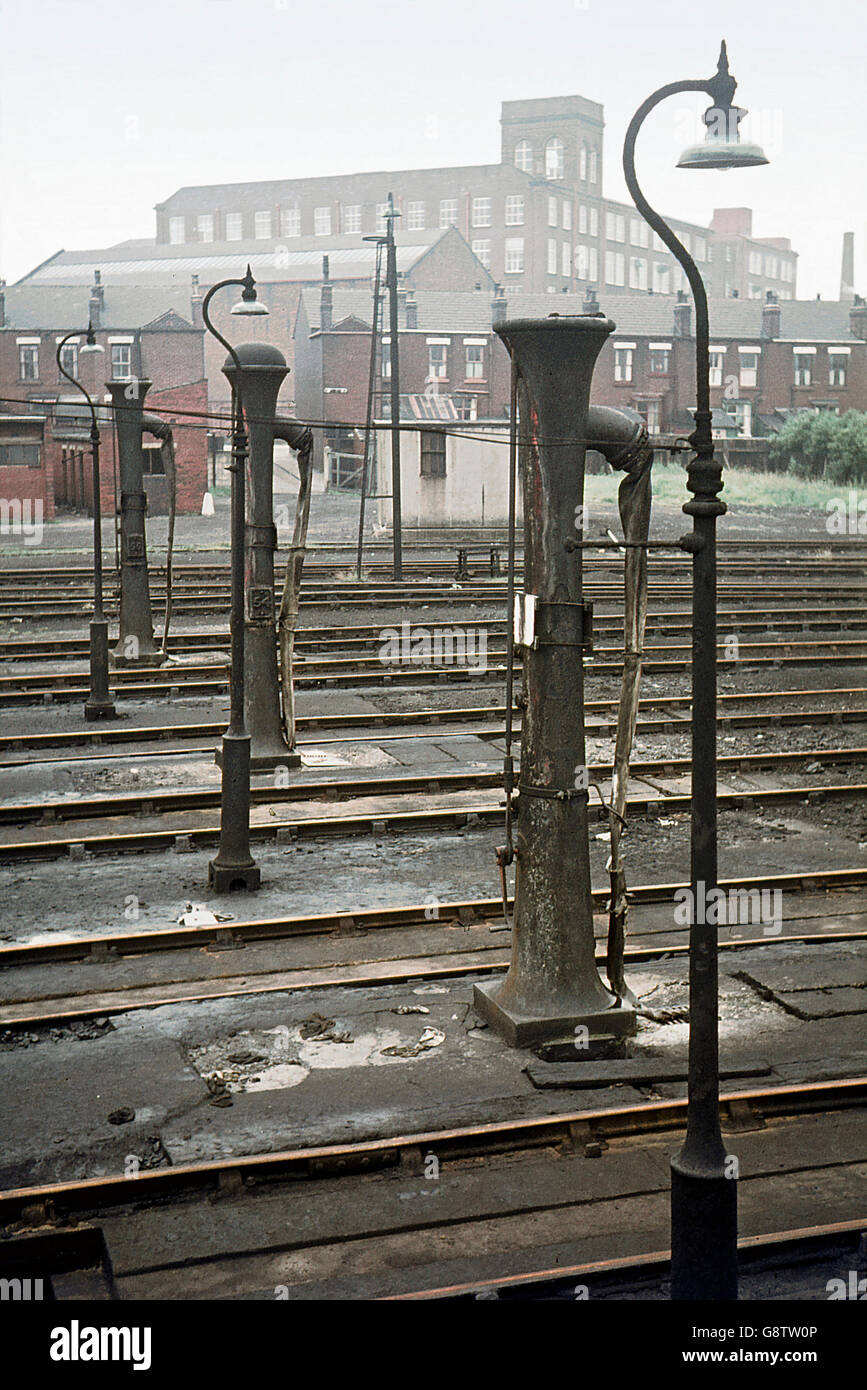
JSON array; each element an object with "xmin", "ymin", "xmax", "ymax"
[
  {"xmin": 840, "ymin": 232, "xmax": 855, "ymax": 302},
  {"xmin": 582, "ymin": 285, "xmax": 600, "ymax": 314},
  {"xmin": 849, "ymin": 294, "xmax": 867, "ymax": 340},
  {"xmin": 88, "ymin": 269, "xmax": 104, "ymax": 330},
  {"xmin": 320, "ymin": 254, "xmax": 332, "ymax": 331},
  {"xmin": 673, "ymin": 289, "xmax": 691, "ymax": 338},
  {"xmin": 405, "ymin": 290, "xmax": 418, "ymax": 329},
  {"xmin": 761, "ymin": 289, "xmax": 781, "ymax": 340},
  {"xmin": 190, "ymin": 273, "xmax": 203, "ymax": 327},
  {"xmin": 491, "ymin": 283, "xmax": 507, "ymax": 326}
]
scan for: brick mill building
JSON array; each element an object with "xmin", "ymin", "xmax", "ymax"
[
  {"xmin": 0, "ymin": 276, "xmax": 209, "ymax": 521},
  {"xmin": 153, "ymin": 95, "xmax": 798, "ymax": 302}
]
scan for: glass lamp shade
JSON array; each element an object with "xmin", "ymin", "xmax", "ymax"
[
  {"xmin": 677, "ymin": 137, "xmax": 769, "ymax": 170},
  {"xmin": 230, "ymin": 295, "xmax": 269, "ymax": 316},
  {"xmin": 78, "ymin": 340, "xmax": 105, "ymax": 355}
]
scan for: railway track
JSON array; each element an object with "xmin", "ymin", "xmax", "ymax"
[
  {"xmin": 2, "ymin": 685, "xmax": 864, "ymax": 757},
  {"xmin": 3, "ymin": 603, "xmax": 867, "ymax": 662},
  {"xmin": 1, "ymin": 636, "xmax": 865, "ymax": 706},
  {"xmin": 1, "ymin": 1078, "xmax": 863, "ymax": 1302},
  {"xmin": 1, "ymin": 778, "xmax": 864, "ymax": 863},
  {"xmin": 1, "ymin": 869, "xmax": 862, "ymax": 1028},
  {"xmin": 3, "ymin": 746, "xmax": 865, "ymax": 829}
]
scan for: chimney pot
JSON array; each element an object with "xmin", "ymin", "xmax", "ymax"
[
  {"xmin": 405, "ymin": 290, "xmax": 418, "ymax": 330},
  {"xmin": 761, "ymin": 290, "xmax": 781, "ymax": 340},
  {"xmin": 491, "ymin": 283, "xmax": 507, "ymax": 326}
]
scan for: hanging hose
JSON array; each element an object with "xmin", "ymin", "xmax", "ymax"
[
  {"xmin": 274, "ymin": 417, "xmax": 314, "ymax": 749},
  {"xmin": 582, "ymin": 407, "xmax": 654, "ymax": 1005},
  {"xmin": 495, "ymin": 358, "xmax": 520, "ymax": 930},
  {"xmin": 140, "ymin": 413, "xmax": 177, "ymax": 657}
]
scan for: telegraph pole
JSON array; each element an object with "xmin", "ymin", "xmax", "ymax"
[{"xmin": 385, "ymin": 192, "xmax": 402, "ymax": 580}]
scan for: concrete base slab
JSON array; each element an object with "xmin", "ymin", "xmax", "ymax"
[{"xmin": 473, "ymin": 978, "xmax": 637, "ymax": 1048}]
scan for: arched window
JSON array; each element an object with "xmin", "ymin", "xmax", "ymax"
[
  {"xmin": 579, "ymin": 145, "xmax": 587, "ymax": 181},
  {"xmin": 514, "ymin": 140, "xmax": 533, "ymax": 173},
  {"xmin": 545, "ymin": 137, "xmax": 565, "ymax": 180}
]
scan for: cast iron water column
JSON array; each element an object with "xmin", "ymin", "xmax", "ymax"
[
  {"xmin": 473, "ymin": 315, "xmax": 636, "ymax": 1048},
  {"xmin": 220, "ymin": 343, "xmax": 299, "ymax": 772},
  {"xmin": 106, "ymin": 378, "xmax": 164, "ymax": 667}
]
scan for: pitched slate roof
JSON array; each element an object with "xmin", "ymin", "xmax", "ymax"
[{"xmin": 1, "ymin": 283, "xmax": 197, "ymax": 331}]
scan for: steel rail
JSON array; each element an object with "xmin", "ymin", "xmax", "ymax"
[
  {"xmin": 1, "ymin": 782, "xmax": 866, "ymax": 864},
  {"xmin": 0, "ymin": 1076, "xmax": 863, "ymax": 1228},
  {"xmin": 2, "ymin": 745, "xmax": 865, "ymax": 828}
]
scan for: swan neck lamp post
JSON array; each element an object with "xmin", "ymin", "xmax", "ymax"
[
  {"xmin": 203, "ymin": 265, "xmax": 269, "ymax": 893},
  {"xmin": 56, "ymin": 324, "xmax": 115, "ymax": 721},
  {"xmin": 622, "ymin": 40, "xmax": 768, "ymax": 1301}
]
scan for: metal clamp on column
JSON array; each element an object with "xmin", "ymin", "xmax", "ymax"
[{"xmin": 532, "ymin": 599, "xmax": 594, "ymax": 653}]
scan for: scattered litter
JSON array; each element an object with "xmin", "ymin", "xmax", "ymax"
[
  {"xmin": 412, "ymin": 985, "xmax": 450, "ymax": 995},
  {"xmin": 393, "ymin": 1005, "xmax": 430, "ymax": 1015},
  {"xmin": 381, "ymin": 1027, "xmax": 446, "ymax": 1058},
  {"xmin": 594, "ymin": 832, "xmax": 611, "ymax": 843},
  {"xmin": 177, "ymin": 903, "xmax": 235, "ymax": 927},
  {"xmin": 805, "ymin": 761, "xmax": 822, "ymax": 774},
  {"xmin": 299, "ymin": 1012, "xmax": 353, "ymax": 1043}
]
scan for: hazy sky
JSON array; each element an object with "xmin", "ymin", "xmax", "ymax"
[{"xmin": 1, "ymin": 0, "xmax": 864, "ymax": 298}]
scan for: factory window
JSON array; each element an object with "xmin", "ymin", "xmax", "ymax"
[
  {"xmin": 406, "ymin": 201, "xmax": 425, "ymax": 230},
  {"xmin": 343, "ymin": 206, "xmax": 361, "ymax": 234},
  {"xmin": 168, "ymin": 216, "xmax": 185, "ymax": 244},
  {"xmin": 562, "ymin": 201, "xmax": 572, "ymax": 231},
  {"xmin": 0, "ymin": 443, "xmax": 41, "ymax": 468},
  {"xmin": 575, "ymin": 244, "xmax": 588, "ymax": 280},
  {"xmin": 420, "ymin": 430, "xmax": 446, "ymax": 477},
  {"xmin": 314, "ymin": 207, "xmax": 332, "ymax": 236},
  {"xmin": 465, "ymin": 344, "xmax": 485, "ymax": 379},
  {"xmin": 439, "ymin": 199, "xmax": 458, "ymax": 228},
  {"xmin": 514, "ymin": 140, "xmax": 533, "ymax": 173},
  {"xmin": 629, "ymin": 256, "xmax": 647, "ymax": 290},
  {"xmin": 652, "ymin": 231, "xmax": 666, "ymax": 253},
  {"xmin": 504, "ymin": 238, "xmax": 524, "ymax": 274},
  {"xmin": 545, "ymin": 137, "xmax": 565, "ymax": 180},
  {"xmin": 111, "ymin": 344, "xmax": 133, "ymax": 380},
  {"xmin": 548, "ymin": 196, "xmax": 558, "ymax": 228},
  {"xmin": 630, "ymin": 218, "xmax": 649, "ymax": 248},
  {"xmin": 254, "ymin": 210, "xmax": 272, "ymax": 239},
  {"xmin": 197, "ymin": 214, "xmax": 214, "ymax": 243},
  {"xmin": 588, "ymin": 150, "xmax": 598, "ymax": 183},
  {"xmin": 548, "ymin": 239, "xmax": 558, "ymax": 275},
  {"xmin": 376, "ymin": 203, "xmax": 390, "ymax": 232},
  {"xmin": 58, "ymin": 344, "xmax": 78, "ymax": 380},
  {"xmin": 709, "ymin": 351, "xmax": 725, "ymax": 387},
  {"xmin": 471, "ymin": 239, "xmax": 491, "ymax": 268},
  {"xmin": 606, "ymin": 213, "xmax": 625, "ymax": 243},
  {"xmin": 748, "ymin": 283, "xmax": 764, "ymax": 299},
  {"xmin": 471, "ymin": 197, "xmax": 491, "ymax": 228},
  {"xmin": 505, "ymin": 195, "xmax": 524, "ymax": 226},
  {"xmin": 652, "ymin": 262, "xmax": 670, "ymax": 295},
  {"xmin": 579, "ymin": 145, "xmax": 587, "ymax": 181},
  {"xmin": 225, "ymin": 213, "xmax": 244, "ymax": 240},
  {"xmin": 793, "ymin": 352, "xmax": 813, "ymax": 387},
  {"xmin": 748, "ymin": 250, "xmax": 763, "ymax": 274},
  {"xmin": 739, "ymin": 350, "xmax": 759, "ymax": 388},
  {"xmin": 588, "ymin": 248, "xmax": 598, "ymax": 281},
  {"xmin": 694, "ymin": 236, "xmax": 707, "ymax": 263},
  {"xmin": 614, "ymin": 347, "xmax": 633, "ymax": 382},
  {"xmin": 650, "ymin": 347, "xmax": 670, "ymax": 374},
  {"xmin": 578, "ymin": 204, "xmax": 587, "ymax": 235},
  {"xmin": 281, "ymin": 207, "xmax": 301, "ymax": 237},
  {"xmin": 829, "ymin": 353, "xmax": 848, "ymax": 387},
  {"xmin": 605, "ymin": 251, "xmax": 625, "ymax": 286},
  {"xmin": 765, "ymin": 254, "xmax": 778, "ymax": 278},
  {"xmin": 562, "ymin": 242, "xmax": 571, "ymax": 277},
  {"xmin": 18, "ymin": 345, "xmax": 39, "ymax": 380},
  {"xmin": 589, "ymin": 207, "xmax": 599, "ymax": 237},
  {"xmin": 428, "ymin": 344, "xmax": 448, "ymax": 379}
]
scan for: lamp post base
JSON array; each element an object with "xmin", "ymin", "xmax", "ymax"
[
  {"xmin": 208, "ymin": 730, "xmax": 261, "ymax": 892},
  {"xmin": 670, "ymin": 1156, "xmax": 739, "ymax": 1300},
  {"xmin": 473, "ymin": 978, "xmax": 636, "ymax": 1049},
  {"xmin": 85, "ymin": 619, "xmax": 116, "ymax": 721}
]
